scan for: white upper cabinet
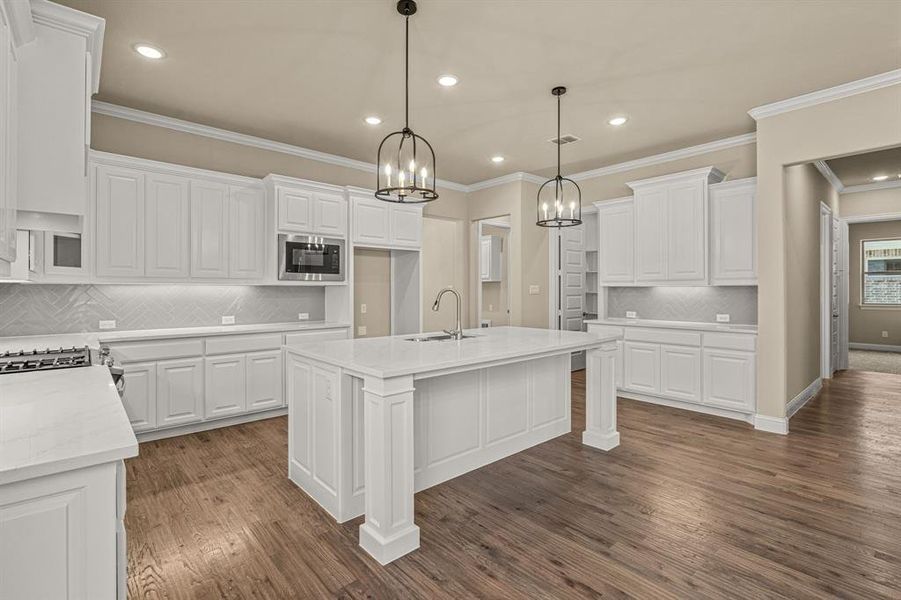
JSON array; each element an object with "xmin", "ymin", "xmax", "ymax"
[
  {"xmin": 144, "ymin": 173, "xmax": 190, "ymax": 278},
  {"xmin": 228, "ymin": 185, "xmax": 265, "ymax": 279},
  {"xmin": 710, "ymin": 178, "xmax": 757, "ymax": 285},
  {"xmin": 268, "ymin": 175, "xmax": 347, "ymax": 237},
  {"xmin": 95, "ymin": 165, "xmax": 145, "ymax": 277},
  {"xmin": 17, "ymin": 2, "xmax": 102, "ymax": 216},
  {"xmin": 596, "ymin": 198, "xmax": 634, "ymax": 284},
  {"xmin": 190, "ymin": 180, "xmax": 230, "ymax": 278},
  {"xmin": 633, "ymin": 187, "xmax": 668, "ymax": 282},
  {"xmin": 350, "ymin": 192, "xmax": 422, "ymax": 249},
  {"xmin": 0, "ymin": 9, "xmax": 19, "ymax": 264},
  {"xmin": 666, "ymin": 178, "xmax": 707, "ymax": 281}
]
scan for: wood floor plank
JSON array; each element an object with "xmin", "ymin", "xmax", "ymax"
[{"xmin": 124, "ymin": 369, "xmax": 901, "ymax": 599}]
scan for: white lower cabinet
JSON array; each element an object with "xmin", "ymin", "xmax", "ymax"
[
  {"xmin": 156, "ymin": 358, "xmax": 204, "ymax": 427},
  {"xmin": 246, "ymin": 350, "xmax": 283, "ymax": 411},
  {"xmin": 703, "ymin": 348, "xmax": 756, "ymax": 412},
  {"xmin": 204, "ymin": 354, "xmax": 247, "ymax": 418},
  {"xmin": 660, "ymin": 345, "xmax": 701, "ymax": 403},
  {"xmin": 121, "ymin": 362, "xmax": 157, "ymax": 432},
  {"xmin": 623, "ymin": 341, "xmax": 660, "ymax": 394}
]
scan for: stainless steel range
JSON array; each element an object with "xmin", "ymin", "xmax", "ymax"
[{"xmin": 0, "ymin": 345, "xmax": 125, "ymax": 396}]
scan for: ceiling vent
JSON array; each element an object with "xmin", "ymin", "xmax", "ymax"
[{"xmin": 549, "ymin": 134, "xmax": 581, "ymax": 145}]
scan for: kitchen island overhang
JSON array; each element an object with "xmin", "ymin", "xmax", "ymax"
[{"xmin": 283, "ymin": 326, "xmax": 619, "ymax": 564}]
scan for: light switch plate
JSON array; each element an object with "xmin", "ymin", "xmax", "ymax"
[
  {"xmin": 529, "ymin": 285, "xmax": 540, "ymax": 295},
  {"xmin": 716, "ymin": 314, "xmax": 731, "ymax": 323},
  {"xmin": 357, "ymin": 326, "xmax": 367, "ymax": 336},
  {"xmin": 99, "ymin": 320, "xmax": 116, "ymax": 330},
  {"xmin": 221, "ymin": 315, "xmax": 236, "ymax": 325},
  {"xmin": 298, "ymin": 313, "xmax": 310, "ymax": 321},
  {"xmin": 625, "ymin": 311, "xmax": 637, "ymax": 319},
  {"xmin": 882, "ymin": 330, "xmax": 889, "ymax": 338},
  {"xmin": 360, "ymin": 304, "xmax": 367, "ymax": 314}
]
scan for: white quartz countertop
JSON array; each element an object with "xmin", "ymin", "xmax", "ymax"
[
  {"xmin": 0, "ymin": 321, "xmax": 351, "ymax": 352},
  {"xmin": 0, "ymin": 366, "xmax": 138, "ymax": 485},
  {"xmin": 284, "ymin": 326, "xmax": 619, "ymax": 379},
  {"xmin": 584, "ymin": 318, "xmax": 757, "ymax": 334}
]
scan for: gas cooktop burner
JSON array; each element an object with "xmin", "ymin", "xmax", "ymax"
[{"xmin": 0, "ymin": 346, "xmax": 92, "ymax": 374}]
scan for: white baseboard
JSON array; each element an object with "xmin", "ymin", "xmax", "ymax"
[
  {"xmin": 849, "ymin": 342, "xmax": 901, "ymax": 353},
  {"xmin": 136, "ymin": 407, "xmax": 287, "ymax": 442},
  {"xmin": 617, "ymin": 390, "xmax": 754, "ymax": 424},
  {"xmin": 753, "ymin": 414, "xmax": 788, "ymax": 435},
  {"xmin": 786, "ymin": 378, "xmax": 823, "ymax": 418}
]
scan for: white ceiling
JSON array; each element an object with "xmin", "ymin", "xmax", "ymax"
[{"xmin": 60, "ymin": 0, "xmax": 901, "ymax": 184}]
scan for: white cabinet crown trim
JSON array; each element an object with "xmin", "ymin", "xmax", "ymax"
[{"xmin": 90, "ymin": 150, "xmax": 260, "ymax": 188}]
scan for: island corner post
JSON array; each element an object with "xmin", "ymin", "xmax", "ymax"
[{"xmin": 284, "ymin": 328, "xmax": 620, "ymax": 565}]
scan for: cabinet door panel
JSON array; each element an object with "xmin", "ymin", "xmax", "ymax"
[
  {"xmin": 96, "ymin": 165, "xmax": 144, "ymax": 277},
  {"xmin": 313, "ymin": 192, "xmax": 346, "ymax": 237},
  {"xmin": 121, "ymin": 362, "xmax": 156, "ymax": 432},
  {"xmin": 352, "ymin": 198, "xmax": 390, "ymax": 246},
  {"xmin": 598, "ymin": 202, "xmax": 634, "ymax": 284},
  {"xmin": 666, "ymin": 180, "xmax": 706, "ymax": 281},
  {"xmin": 634, "ymin": 188, "xmax": 667, "ymax": 282},
  {"xmin": 246, "ymin": 350, "xmax": 283, "ymax": 411},
  {"xmin": 145, "ymin": 174, "xmax": 190, "ymax": 278},
  {"xmin": 660, "ymin": 345, "xmax": 701, "ymax": 403},
  {"xmin": 229, "ymin": 185, "xmax": 265, "ymax": 279},
  {"xmin": 190, "ymin": 180, "xmax": 229, "ymax": 278},
  {"xmin": 204, "ymin": 354, "xmax": 246, "ymax": 419},
  {"xmin": 623, "ymin": 341, "xmax": 660, "ymax": 394},
  {"xmin": 703, "ymin": 349, "xmax": 756, "ymax": 412},
  {"xmin": 711, "ymin": 184, "xmax": 756, "ymax": 284},
  {"xmin": 156, "ymin": 358, "xmax": 203, "ymax": 427},
  {"xmin": 277, "ymin": 188, "xmax": 313, "ymax": 232},
  {"xmin": 390, "ymin": 205, "xmax": 422, "ymax": 247}
]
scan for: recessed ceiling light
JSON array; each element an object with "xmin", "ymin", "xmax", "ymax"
[
  {"xmin": 134, "ymin": 44, "xmax": 165, "ymax": 59},
  {"xmin": 364, "ymin": 116, "xmax": 382, "ymax": 125},
  {"xmin": 872, "ymin": 175, "xmax": 889, "ymax": 181},
  {"xmin": 608, "ymin": 116, "xmax": 628, "ymax": 126},
  {"xmin": 437, "ymin": 74, "xmax": 458, "ymax": 87},
  {"xmin": 491, "ymin": 156, "xmax": 504, "ymax": 163}
]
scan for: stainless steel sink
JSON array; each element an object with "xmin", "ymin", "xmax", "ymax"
[{"xmin": 404, "ymin": 333, "xmax": 480, "ymax": 342}]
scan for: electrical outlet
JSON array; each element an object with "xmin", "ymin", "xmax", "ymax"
[
  {"xmin": 529, "ymin": 285, "xmax": 540, "ymax": 295},
  {"xmin": 625, "ymin": 311, "xmax": 637, "ymax": 319},
  {"xmin": 716, "ymin": 314, "xmax": 731, "ymax": 323},
  {"xmin": 360, "ymin": 304, "xmax": 367, "ymax": 314},
  {"xmin": 221, "ymin": 315, "xmax": 235, "ymax": 325},
  {"xmin": 298, "ymin": 313, "xmax": 310, "ymax": 321},
  {"xmin": 489, "ymin": 304, "xmax": 494, "ymax": 312},
  {"xmin": 882, "ymin": 331, "xmax": 889, "ymax": 338},
  {"xmin": 357, "ymin": 326, "xmax": 367, "ymax": 336},
  {"xmin": 99, "ymin": 320, "xmax": 116, "ymax": 330}
]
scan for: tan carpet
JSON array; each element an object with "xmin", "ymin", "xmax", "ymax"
[{"xmin": 848, "ymin": 349, "xmax": 901, "ymax": 375}]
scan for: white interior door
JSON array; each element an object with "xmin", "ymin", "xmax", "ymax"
[
  {"xmin": 819, "ymin": 203, "xmax": 834, "ymax": 379},
  {"xmin": 831, "ymin": 216, "xmax": 840, "ymax": 371},
  {"xmin": 554, "ymin": 227, "xmax": 586, "ymax": 370}
]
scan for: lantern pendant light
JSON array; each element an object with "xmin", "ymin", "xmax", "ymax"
[
  {"xmin": 375, "ymin": 0, "xmax": 438, "ymax": 203},
  {"xmin": 536, "ymin": 86, "xmax": 581, "ymax": 227}
]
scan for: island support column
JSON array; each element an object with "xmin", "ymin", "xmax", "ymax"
[
  {"xmin": 359, "ymin": 374, "xmax": 420, "ymax": 564},
  {"xmin": 582, "ymin": 341, "xmax": 620, "ymax": 450}
]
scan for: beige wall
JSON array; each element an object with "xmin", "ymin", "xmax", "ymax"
[
  {"xmin": 783, "ymin": 163, "xmax": 838, "ymax": 398},
  {"xmin": 422, "ymin": 216, "xmax": 469, "ymax": 332},
  {"xmin": 353, "ymin": 249, "xmax": 390, "ymax": 338},
  {"xmin": 840, "ymin": 187, "xmax": 901, "ymax": 219},
  {"xmin": 755, "ymin": 83, "xmax": 901, "ymax": 417},
  {"xmin": 848, "ymin": 220, "xmax": 901, "ymax": 346}
]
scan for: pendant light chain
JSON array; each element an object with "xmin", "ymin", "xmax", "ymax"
[{"xmin": 404, "ymin": 15, "xmax": 409, "ymax": 130}]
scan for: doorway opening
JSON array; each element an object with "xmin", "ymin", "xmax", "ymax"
[{"xmin": 476, "ymin": 216, "xmax": 512, "ymax": 328}]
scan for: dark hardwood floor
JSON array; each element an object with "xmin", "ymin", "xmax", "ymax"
[{"xmin": 125, "ymin": 369, "xmax": 901, "ymax": 599}]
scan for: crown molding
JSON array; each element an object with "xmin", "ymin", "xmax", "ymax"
[
  {"xmin": 748, "ymin": 69, "xmax": 901, "ymax": 121},
  {"xmin": 89, "ymin": 149, "xmax": 261, "ymax": 187},
  {"xmin": 467, "ymin": 171, "xmax": 545, "ymax": 192},
  {"xmin": 91, "ymin": 101, "xmax": 470, "ymax": 193},
  {"xmin": 813, "ymin": 160, "xmax": 845, "ymax": 193},
  {"xmin": 0, "ymin": 0, "xmax": 36, "ymax": 49},
  {"xmin": 567, "ymin": 133, "xmax": 756, "ymax": 182},
  {"xmin": 31, "ymin": 0, "xmax": 104, "ymax": 93},
  {"xmin": 841, "ymin": 210, "xmax": 901, "ymax": 224},
  {"xmin": 841, "ymin": 178, "xmax": 901, "ymax": 195}
]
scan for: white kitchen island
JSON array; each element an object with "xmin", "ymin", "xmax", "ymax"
[{"xmin": 284, "ymin": 326, "xmax": 619, "ymax": 564}]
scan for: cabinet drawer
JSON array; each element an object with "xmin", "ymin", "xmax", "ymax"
[
  {"xmin": 624, "ymin": 327, "xmax": 701, "ymax": 347},
  {"xmin": 205, "ymin": 333, "xmax": 282, "ymax": 355},
  {"xmin": 587, "ymin": 324, "xmax": 624, "ymax": 339},
  {"xmin": 703, "ymin": 332, "xmax": 756, "ymax": 352},
  {"xmin": 285, "ymin": 329, "xmax": 349, "ymax": 346},
  {"xmin": 109, "ymin": 338, "xmax": 203, "ymax": 363}
]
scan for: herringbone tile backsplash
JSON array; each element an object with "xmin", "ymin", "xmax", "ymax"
[
  {"xmin": 607, "ymin": 286, "xmax": 757, "ymax": 324},
  {"xmin": 0, "ymin": 284, "xmax": 325, "ymax": 337}
]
